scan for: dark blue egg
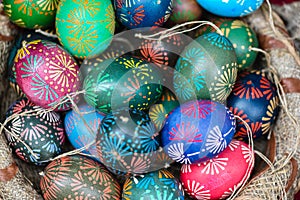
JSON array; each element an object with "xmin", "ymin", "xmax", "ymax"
[
  {"xmin": 161, "ymin": 100, "xmax": 235, "ymax": 164},
  {"xmin": 64, "ymin": 104, "xmax": 105, "ymax": 159},
  {"xmin": 114, "ymin": 0, "xmax": 173, "ymax": 29},
  {"xmin": 227, "ymin": 70, "xmax": 279, "ymax": 140}
]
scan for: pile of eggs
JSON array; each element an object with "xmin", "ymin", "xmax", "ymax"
[{"xmin": 1, "ymin": 0, "xmax": 280, "ymax": 199}]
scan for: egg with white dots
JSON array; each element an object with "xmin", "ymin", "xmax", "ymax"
[
  {"xmin": 4, "ymin": 97, "xmax": 65, "ymax": 165},
  {"xmin": 14, "ymin": 40, "xmax": 81, "ymax": 111}
]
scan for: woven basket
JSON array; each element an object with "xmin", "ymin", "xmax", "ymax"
[{"xmin": 0, "ymin": 2, "xmax": 299, "ymax": 200}]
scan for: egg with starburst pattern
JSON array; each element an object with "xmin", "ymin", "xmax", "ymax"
[
  {"xmin": 161, "ymin": 100, "xmax": 236, "ymax": 164},
  {"xmin": 4, "ymin": 97, "xmax": 65, "ymax": 165},
  {"xmin": 227, "ymin": 70, "xmax": 279, "ymax": 140}
]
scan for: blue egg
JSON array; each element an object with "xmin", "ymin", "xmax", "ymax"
[
  {"xmin": 64, "ymin": 104, "xmax": 105, "ymax": 159},
  {"xmin": 114, "ymin": 0, "xmax": 173, "ymax": 29},
  {"xmin": 196, "ymin": 0, "xmax": 264, "ymax": 17},
  {"xmin": 227, "ymin": 70, "xmax": 279, "ymax": 140},
  {"xmin": 161, "ymin": 100, "xmax": 235, "ymax": 164}
]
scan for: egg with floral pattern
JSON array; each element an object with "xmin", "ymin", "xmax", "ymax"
[
  {"xmin": 196, "ymin": 0, "xmax": 264, "ymax": 17},
  {"xmin": 161, "ymin": 100, "xmax": 236, "ymax": 164},
  {"xmin": 174, "ymin": 32, "xmax": 237, "ymax": 103},
  {"xmin": 96, "ymin": 108, "xmax": 162, "ymax": 174},
  {"xmin": 56, "ymin": 0, "xmax": 115, "ymax": 59},
  {"xmin": 195, "ymin": 18, "xmax": 259, "ymax": 70},
  {"xmin": 114, "ymin": 0, "xmax": 173, "ymax": 29},
  {"xmin": 180, "ymin": 140, "xmax": 254, "ymax": 200},
  {"xmin": 83, "ymin": 56, "xmax": 163, "ymax": 114},
  {"xmin": 64, "ymin": 103, "xmax": 105, "ymax": 160},
  {"xmin": 4, "ymin": 97, "xmax": 65, "ymax": 165},
  {"xmin": 14, "ymin": 40, "xmax": 80, "ymax": 111},
  {"xmin": 8, "ymin": 29, "xmax": 59, "ymax": 97},
  {"xmin": 3, "ymin": 0, "xmax": 59, "ymax": 29},
  {"xmin": 122, "ymin": 169, "xmax": 184, "ymax": 200},
  {"xmin": 227, "ymin": 70, "xmax": 279, "ymax": 140},
  {"xmin": 40, "ymin": 155, "xmax": 121, "ymax": 200}
]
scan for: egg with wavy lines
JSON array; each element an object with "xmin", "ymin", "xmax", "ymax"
[
  {"xmin": 114, "ymin": 0, "xmax": 173, "ymax": 29},
  {"xmin": 161, "ymin": 100, "xmax": 236, "ymax": 164},
  {"xmin": 14, "ymin": 40, "xmax": 80, "ymax": 111},
  {"xmin": 4, "ymin": 97, "xmax": 65, "ymax": 165},
  {"xmin": 196, "ymin": 0, "xmax": 264, "ymax": 17}
]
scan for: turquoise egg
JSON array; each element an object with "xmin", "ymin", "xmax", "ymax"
[{"xmin": 55, "ymin": 0, "xmax": 116, "ymax": 59}]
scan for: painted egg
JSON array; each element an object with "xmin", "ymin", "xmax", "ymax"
[
  {"xmin": 4, "ymin": 97, "xmax": 65, "ymax": 165},
  {"xmin": 114, "ymin": 0, "xmax": 173, "ymax": 29},
  {"xmin": 83, "ymin": 55, "xmax": 163, "ymax": 114},
  {"xmin": 227, "ymin": 70, "xmax": 279, "ymax": 140},
  {"xmin": 180, "ymin": 140, "xmax": 254, "ymax": 200},
  {"xmin": 3, "ymin": 0, "xmax": 59, "ymax": 29},
  {"xmin": 174, "ymin": 32, "xmax": 237, "ymax": 103},
  {"xmin": 8, "ymin": 30, "xmax": 58, "ymax": 97},
  {"xmin": 168, "ymin": 0, "xmax": 203, "ymax": 25},
  {"xmin": 40, "ymin": 155, "xmax": 121, "ymax": 200},
  {"xmin": 161, "ymin": 100, "xmax": 236, "ymax": 164},
  {"xmin": 122, "ymin": 169, "xmax": 184, "ymax": 200},
  {"xmin": 56, "ymin": 0, "xmax": 115, "ymax": 59},
  {"xmin": 96, "ymin": 108, "xmax": 162, "ymax": 173},
  {"xmin": 149, "ymin": 88, "xmax": 179, "ymax": 131},
  {"xmin": 196, "ymin": 18, "xmax": 259, "ymax": 70},
  {"xmin": 14, "ymin": 40, "xmax": 81, "ymax": 111},
  {"xmin": 196, "ymin": 0, "xmax": 264, "ymax": 17},
  {"xmin": 64, "ymin": 103, "xmax": 105, "ymax": 159}
]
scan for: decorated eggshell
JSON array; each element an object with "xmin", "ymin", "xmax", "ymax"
[
  {"xmin": 196, "ymin": 0, "xmax": 264, "ymax": 17},
  {"xmin": 97, "ymin": 109, "xmax": 161, "ymax": 173},
  {"xmin": 114, "ymin": 0, "xmax": 173, "ymax": 29},
  {"xmin": 64, "ymin": 103, "xmax": 105, "ymax": 159},
  {"xmin": 161, "ymin": 100, "xmax": 236, "ymax": 164},
  {"xmin": 122, "ymin": 169, "xmax": 184, "ymax": 199},
  {"xmin": 8, "ymin": 30, "xmax": 59, "ymax": 97},
  {"xmin": 168, "ymin": 0, "xmax": 203, "ymax": 25},
  {"xmin": 196, "ymin": 18, "xmax": 259, "ymax": 70},
  {"xmin": 227, "ymin": 70, "xmax": 279, "ymax": 140},
  {"xmin": 14, "ymin": 40, "xmax": 80, "ymax": 111},
  {"xmin": 3, "ymin": 0, "xmax": 59, "ymax": 29},
  {"xmin": 180, "ymin": 140, "xmax": 254, "ymax": 200},
  {"xmin": 4, "ymin": 97, "xmax": 65, "ymax": 165},
  {"xmin": 149, "ymin": 88, "xmax": 179, "ymax": 131},
  {"xmin": 83, "ymin": 55, "xmax": 163, "ymax": 114},
  {"xmin": 56, "ymin": 0, "xmax": 115, "ymax": 59},
  {"xmin": 40, "ymin": 155, "xmax": 121, "ymax": 200},
  {"xmin": 174, "ymin": 32, "xmax": 237, "ymax": 102}
]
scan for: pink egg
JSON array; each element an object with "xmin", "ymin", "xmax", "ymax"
[
  {"xmin": 180, "ymin": 140, "xmax": 254, "ymax": 200},
  {"xmin": 15, "ymin": 40, "xmax": 80, "ymax": 111}
]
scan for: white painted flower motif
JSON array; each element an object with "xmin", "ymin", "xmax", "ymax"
[
  {"xmin": 167, "ymin": 143, "xmax": 191, "ymax": 164},
  {"xmin": 200, "ymin": 156, "xmax": 228, "ymax": 175},
  {"xmin": 185, "ymin": 180, "xmax": 211, "ymax": 200},
  {"xmin": 241, "ymin": 144, "xmax": 253, "ymax": 163},
  {"xmin": 181, "ymin": 164, "xmax": 192, "ymax": 174},
  {"xmin": 221, "ymin": 182, "xmax": 242, "ymax": 199},
  {"xmin": 206, "ymin": 126, "xmax": 228, "ymax": 155},
  {"xmin": 228, "ymin": 140, "xmax": 241, "ymax": 151}
]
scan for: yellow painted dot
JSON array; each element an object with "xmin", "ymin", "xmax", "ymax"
[
  {"xmin": 61, "ymin": 88, "xmax": 64, "ymax": 92},
  {"xmin": 45, "ymin": 76, "xmax": 49, "ymax": 80},
  {"xmin": 233, "ymin": 44, "xmax": 237, "ymax": 48},
  {"xmin": 50, "ymin": 81, "xmax": 53, "ymax": 85},
  {"xmin": 246, "ymin": 54, "xmax": 250, "ymax": 58},
  {"xmin": 241, "ymin": 46, "xmax": 245, "ymax": 50},
  {"xmin": 242, "ymin": 60, "xmax": 246, "ymax": 64},
  {"xmin": 68, "ymin": 89, "xmax": 71, "ymax": 92},
  {"xmin": 55, "ymin": 86, "xmax": 58, "ymax": 89},
  {"xmin": 249, "ymin": 38, "xmax": 253, "ymax": 43}
]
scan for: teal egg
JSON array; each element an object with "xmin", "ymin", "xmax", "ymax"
[
  {"xmin": 174, "ymin": 32, "xmax": 238, "ymax": 103},
  {"xmin": 122, "ymin": 169, "xmax": 184, "ymax": 200},
  {"xmin": 55, "ymin": 0, "xmax": 116, "ymax": 59},
  {"xmin": 83, "ymin": 56, "xmax": 163, "ymax": 114}
]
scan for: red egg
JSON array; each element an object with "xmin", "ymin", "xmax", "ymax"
[
  {"xmin": 180, "ymin": 140, "xmax": 254, "ymax": 200},
  {"xmin": 15, "ymin": 40, "xmax": 81, "ymax": 111}
]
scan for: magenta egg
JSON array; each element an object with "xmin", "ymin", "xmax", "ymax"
[
  {"xmin": 14, "ymin": 40, "xmax": 81, "ymax": 111},
  {"xmin": 180, "ymin": 140, "xmax": 254, "ymax": 199}
]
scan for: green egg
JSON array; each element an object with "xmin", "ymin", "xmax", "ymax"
[
  {"xmin": 83, "ymin": 56, "xmax": 163, "ymax": 114},
  {"xmin": 55, "ymin": 0, "xmax": 115, "ymax": 59},
  {"xmin": 174, "ymin": 32, "xmax": 238, "ymax": 103}
]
